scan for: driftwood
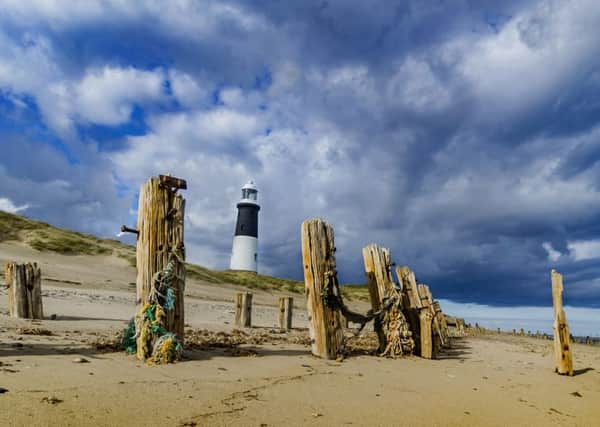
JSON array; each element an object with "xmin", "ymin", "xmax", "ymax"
[
  {"xmin": 235, "ymin": 292, "xmax": 253, "ymax": 327},
  {"xmin": 134, "ymin": 175, "xmax": 186, "ymax": 363},
  {"xmin": 301, "ymin": 218, "xmax": 344, "ymax": 359},
  {"xmin": 278, "ymin": 297, "xmax": 293, "ymax": 330},
  {"xmin": 363, "ymin": 244, "xmax": 414, "ymax": 357},
  {"xmin": 5, "ymin": 262, "xmax": 43, "ymax": 319},
  {"xmin": 551, "ymin": 270, "xmax": 573, "ymax": 376}
]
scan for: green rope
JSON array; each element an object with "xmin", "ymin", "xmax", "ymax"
[{"xmin": 121, "ymin": 318, "xmax": 137, "ymax": 354}]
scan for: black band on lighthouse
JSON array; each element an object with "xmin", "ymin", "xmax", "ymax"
[{"xmin": 234, "ymin": 203, "xmax": 260, "ymax": 237}]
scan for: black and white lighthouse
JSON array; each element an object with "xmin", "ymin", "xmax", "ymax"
[{"xmin": 230, "ymin": 180, "xmax": 260, "ymax": 272}]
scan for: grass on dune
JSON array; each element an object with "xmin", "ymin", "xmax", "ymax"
[{"xmin": 0, "ymin": 210, "xmax": 370, "ymax": 300}]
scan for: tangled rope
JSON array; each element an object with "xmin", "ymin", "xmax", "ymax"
[
  {"xmin": 128, "ymin": 250, "xmax": 184, "ymax": 364},
  {"xmin": 320, "ymin": 249, "xmax": 414, "ymax": 357}
]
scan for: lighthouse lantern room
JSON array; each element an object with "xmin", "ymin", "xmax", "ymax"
[{"xmin": 230, "ymin": 180, "xmax": 260, "ymax": 272}]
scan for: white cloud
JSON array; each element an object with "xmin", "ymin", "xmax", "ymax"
[
  {"xmin": 75, "ymin": 66, "xmax": 165, "ymax": 125},
  {"xmin": 542, "ymin": 242, "xmax": 561, "ymax": 262},
  {"xmin": 568, "ymin": 239, "xmax": 600, "ymax": 261},
  {"xmin": 387, "ymin": 58, "xmax": 450, "ymax": 112},
  {"xmin": 0, "ymin": 197, "xmax": 29, "ymax": 213},
  {"xmin": 169, "ymin": 69, "xmax": 209, "ymax": 108},
  {"xmin": 457, "ymin": 0, "xmax": 600, "ymax": 116}
]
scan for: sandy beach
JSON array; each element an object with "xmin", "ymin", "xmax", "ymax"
[{"xmin": 0, "ymin": 242, "xmax": 599, "ymax": 426}]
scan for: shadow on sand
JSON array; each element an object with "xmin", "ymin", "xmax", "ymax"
[
  {"xmin": 436, "ymin": 337, "xmax": 472, "ymax": 361},
  {"xmin": 573, "ymin": 367, "xmax": 595, "ymax": 376}
]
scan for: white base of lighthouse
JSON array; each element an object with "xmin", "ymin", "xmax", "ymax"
[{"xmin": 230, "ymin": 235, "xmax": 257, "ymax": 272}]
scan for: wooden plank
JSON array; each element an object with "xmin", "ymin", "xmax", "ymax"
[
  {"xmin": 5, "ymin": 262, "xmax": 43, "ymax": 319},
  {"xmin": 551, "ymin": 270, "xmax": 573, "ymax": 376},
  {"xmin": 301, "ymin": 218, "xmax": 344, "ymax": 359},
  {"xmin": 278, "ymin": 297, "xmax": 293, "ymax": 330}
]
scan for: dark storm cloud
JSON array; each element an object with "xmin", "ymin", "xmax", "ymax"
[{"xmin": 1, "ymin": 0, "xmax": 600, "ymax": 308}]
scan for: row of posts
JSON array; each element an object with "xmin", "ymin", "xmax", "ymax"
[{"xmin": 235, "ymin": 292, "xmax": 293, "ymax": 330}]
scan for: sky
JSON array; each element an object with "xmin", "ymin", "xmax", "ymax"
[{"xmin": 0, "ymin": 1, "xmax": 599, "ymax": 334}]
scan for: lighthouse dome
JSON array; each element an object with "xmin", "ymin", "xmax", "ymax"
[{"xmin": 241, "ymin": 180, "xmax": 258, "ymax": 202}]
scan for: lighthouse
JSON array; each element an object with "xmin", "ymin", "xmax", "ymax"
[{"xmin": 230, "ymin": 180, "xmax": 260, "ymax": 272}]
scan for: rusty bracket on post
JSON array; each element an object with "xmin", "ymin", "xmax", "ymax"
[
  {"xmin": 121, "ymin": 225, "xmax": 139, "ymax": 235},
  {"xmin": 159, "ymin": 174, "xmax": 187, "ymax": 192}
]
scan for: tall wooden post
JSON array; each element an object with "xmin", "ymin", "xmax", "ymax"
[
  {"xmin": 419, "ymin": 309, "xmax": 433, "ymax": 358},
  {"xmin": 278, "ymin": 297, "xmax": 293, "ymax": 330},
  {"xmin": 363, "ymin": 244, "xmax": 414, "ymax": 357},
  {"xmin": 551, "ymin": 270, "xmax": 573, "ymax": 376},
  {"xmin": 134, "ymin": 175, "xmax": 186, "ymax": 362},
  {"xmin": 397, "ymin": 266, "xmax": 422, "ymax": 310},
  {"xmin": 5, "ymin": 262, "xmax": 43, "ymax": 319},
  {"xmin": 301, "ymin": 218, "xmax": 344, "ymax": 359},
  {"xmin": 418, "ymin": 284, "xmax": 445, "ymax": 348},
  {"xmin": 235, "ymin": 292, "xmax": 253, "ymax": 328},
  {"xmin": 396, "ymin": 265, "xmax": 422, "ymax": 353},
  {"xmin": 433, "ymin": 301, "xmax": 449, "ymax": 346}
]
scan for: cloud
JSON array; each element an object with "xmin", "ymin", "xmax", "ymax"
[
  {"xmin": 2, "ymin": 0, "xmax": 600, "ymax": 310},
  {"xmin": 567, "ymin": 240, "xmax": 600, "ymax": 262},
  {"xmin": 542, "ymin": 242, "xmax": 561, "ymax": 262},
  {"xmin": 0, "ymin": 197, "xmax": 29, "ymax": 213},
  {"xmin": 75, "ymin": 67, "xmax": 166, "ymax": 125}
]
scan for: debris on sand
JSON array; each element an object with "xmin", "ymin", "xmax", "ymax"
[
  {"xmin": 0, "ymin": 387, "xmax": 8, "ymax": 394},
  {"xmin": 16, "ymin": 327, "xmax": 53, "ymax": 336},
  {"xmin": 72, "ymin": 357, "xmax": 90, "ymax": 363},
  {"xmin": 41, "ymin": 396, "xmax": 63, "ymax": 405},
  {"xmin": 186, "ymin": 328, "xmax": 312, "ymax": 350}
]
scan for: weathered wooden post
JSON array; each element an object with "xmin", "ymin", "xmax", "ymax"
[
  {"xmin": 131, "ymin": 175, "xmax": 187, "ymax": 363},
  {"xmin": 397, "ymin": 266, "xmax": 422, "ymax": 310},
  {"xmin": 278, "ymin": 296, "xmax": 293, "ymax": 330},
  {"xmin": 551, "ymin": 270, "xmax": 573, "ymax": 376},
  {"xmin": 235, "ymin": 292, "xmax": 253, "ymax": 327},
  {"xmin": 5, "ymin": 262, "xmax": 43, "ymax": 319},
  {"xmin": 418, "ymin": 284, "xmax": 445, "ymax": 351},
  {"xmin": 419, "ymin": 307, "xmax": 433, "ymax": 358},
  {"xmin": 301, "ymin": 218, "xmax": 344, "ymax": 359},
  {"xmin": 363, "ymin": 244, "xmax": 414, "ymax": 357}
]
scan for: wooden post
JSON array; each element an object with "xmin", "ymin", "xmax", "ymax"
[
  {"xmin": 363, "ymin": 243, "xmax": 414, "ymax": 357},
  {"xmin": 301, "ymin": 218, "xmax": 344, "ymax": 359},
  {"xmin": 278, "ymin": 296, "xmax": 293, "ymax": 330},
  {"xmin": 341, "ymin": 315, "xmax": 349, "ymax": 328},
  {"xmin": 551, "ymin": 270, "xmax": 573, "ymax": 376},
  {"xmin": 419, "ymin": 309, "xmax": 433, "ymax": 358},
  {"xmin": 433, "ymin": 300, "xmax": 449, "ymax": 346},
  {"xmin": 418, "ymin": 284, "xmax": 445, "ymax": 350},
  {"xmin": 397, "ymin": 266, "xmax": 422, "ymax": 309},
  {"xmin": 5, "ymin": 262, "xmax": 43, "ymax": 319},
  {"xmin": 134, "ymin": 175, "xmax": 186, "ymax": 362},
  {"xmin": 395, "ymin": 266, "xmax": 422, "ymax": 354},
  {"xmin": 235, "ymin": 292, "xmax": 253, "ymax": 327}
]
